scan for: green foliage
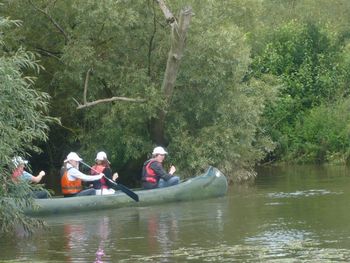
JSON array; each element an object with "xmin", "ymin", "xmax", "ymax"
[
  {"xmin": 285, "ymin": 100, "xmax": 350, "ymax": 164},
  {"xmin": 167, "ymin": 15, "xmax": 277, "ymax": 179},
  {"xmin": 0, "ymin": 17, "xmax": 52, "ymax": 235},
  {"xmin": 251, "ymin": 20, "xmax": 344, "ymax": 161},
  {"xmin": 10, "ymin": 0, "xmax": 350, "ymax": 178},
  {"xmin": 1, "ymin": 0, "xmax": 278, "ymax": 182}
]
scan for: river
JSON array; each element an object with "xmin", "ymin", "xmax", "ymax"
[{"xmin": 1, "ymin": 165, "xmax": 350, "ymax": 262}]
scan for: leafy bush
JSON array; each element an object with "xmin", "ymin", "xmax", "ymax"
[
  {"xmin": 251, "ymin": 21, "xmax": 344, "ymax": 162},
  {"xmin": 285, "ymin": 100, "xmax": 350, "ymax": 164},
  {"xmin": 0, "ymin": 17, "xmax": 53, "ymax": 235}
]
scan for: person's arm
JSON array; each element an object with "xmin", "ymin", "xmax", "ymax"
[
  {"xmin": 103, "ymin": 167, "xmax": 118, "ymax": 181},
  {"xmin": 103, "ymin": 167, "xmax": 115, "ymax": 188},
  {"xmin": 103, "ymin": 167, "xmax": 112, "ymax": 180},
  {"xmin": 31, "ymin": 171, "xmax": 45, "ymax": 183},
  {"xmin": 22, "ymin": 171, "xmax": 45, "ymax": 183},
  {"xmin": 69, "ymin": 167, "xmax": 103, "ymax": 181},
  {"xmin": 150, "ymin": 162, "xmax": 172, "ymax": 181}
]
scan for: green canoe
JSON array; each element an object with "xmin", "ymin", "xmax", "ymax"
[{"xmin": 26, "ymin": 166, "xmax": 228, "ymax": 216}]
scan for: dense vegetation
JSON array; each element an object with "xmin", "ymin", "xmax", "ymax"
[
  {"xmin": 0, "ymin": 17, "xmax": 53, "ymax": 234},
  {"xmin": 2, "ymin": 0, "xmax": 350, "ymax": 233}
]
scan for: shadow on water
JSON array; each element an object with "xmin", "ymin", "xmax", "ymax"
[{"xmin": 2, "ymin": 165, "xmax": 350, "ymax": 262}]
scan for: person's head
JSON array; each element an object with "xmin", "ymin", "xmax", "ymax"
[
  {"xmin": 152, "ymin": 146, "xmax": 168, "ymax": 162},
  {"xmin": 12, "ymin": 156, "xmax": 28, "ymax": 170},
  {"xmin": 95, "ymin": 151, "xmax": 110, "ymax": 166},
  {"xmin": 64, "ymin": 152, "xmax": 82, "ymax": 168}
]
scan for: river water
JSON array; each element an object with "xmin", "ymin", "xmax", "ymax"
[{"xmin": 1, "ymin": 165, "xmax": 350, "ymax": 262}]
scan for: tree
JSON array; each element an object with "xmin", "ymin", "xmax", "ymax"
[
  {"xmin": 0, "ymin": 17, "xmax": 53, "ymax": 234},
  {"xmin": 3, "ymin": 0, "xmax": 277, "ymax": 182}
]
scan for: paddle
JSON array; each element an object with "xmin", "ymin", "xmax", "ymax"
[{"xmin": 80, "ymin": 161, "xmax": 139, "ymax": 202}]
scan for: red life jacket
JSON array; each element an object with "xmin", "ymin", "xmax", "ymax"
[
  {"xmin": 91, "ymin": 164, "xmax": 108, "ymax": 189},
  {"xmin": 12, "ymin": 167, "xmax": 23, "ymax": 181},
  {"xmin": 143, "ymin": 160, "xmax": 158, "ymax": 184}
]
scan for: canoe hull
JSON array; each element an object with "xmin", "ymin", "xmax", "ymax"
[{"xmin": 26, "ymin": 166, "xmax": 228, "ymax": 216}]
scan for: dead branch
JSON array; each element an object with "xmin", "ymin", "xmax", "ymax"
[
  {"xmin": 154, "ymin": 0, "xmax": 176, "ymax": 25},
  {"xmin": 83, "ymin": 68, "xmax": 92, "ymax": 105},
  {"xmin": 75, "ymin": 96, "xmax": 146, "ymax": 109},
  {"xmin": 76, "ymin": 67, "xmax": 146, "ymax": 109}
]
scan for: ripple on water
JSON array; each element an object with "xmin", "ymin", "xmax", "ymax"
[
  {"xmin": 267, "ymin": 189, "xmax": 341, "ymax": 199},
  {"xmin": 117, "ymin": 224, "xmax": 350, "ymax": 262},
  {"xmin": 116, "ymin": 242, "xmax": 350, "ymax": 262}
]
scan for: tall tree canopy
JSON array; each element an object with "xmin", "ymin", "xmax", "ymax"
[{"xmin": 2, "ymin": 0, "xmax": 276, "ymax": 181}]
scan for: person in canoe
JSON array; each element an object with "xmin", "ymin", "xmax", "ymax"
[
  {"xmin": 142, "ymin": 146, "xmax": 180, "ymax": 189},
  {"xmin": 61, "ymin": 152, "xmax": 103, "ymax": 197},
  {"xmin": 11, "ymin": 156, "xmax": 49, "ymax": 199},
  {"xmin": 90, "ymin": 151, "xmax": 119, "ymax": 195}
]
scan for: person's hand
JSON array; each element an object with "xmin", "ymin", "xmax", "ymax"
[
  {"xmin": 39, "ymin": 171, "xmax": 46, "ymax": 177},
  {"xmin": 112, "ymin": 172, "xmax": 119, "ymax": 181},
  {"xmin": 169, "ymin": 165, "xmax": 176, "ymax": 175}
]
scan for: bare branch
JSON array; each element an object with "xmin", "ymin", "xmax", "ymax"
[
  {"xmin": 154, "ymin": 0, "xmax": 177, "ymax": 26},
  {"xmin": 76, "ymin": 96, "xmax": 146, "ymax": 110},
  {"xmin": 83, "ymin": 68, "xmax": 92, "ymax": 104},
  {"xmin": 77, "ymin": 68, "xmax": 145, "ymax": 110},
  {"xmin": 28, "ymin": 0, "xmax": 69, "ymax": 44}
]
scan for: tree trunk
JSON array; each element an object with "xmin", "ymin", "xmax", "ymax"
[{"xmin": 151, "ymin": 6, "xmax": 192, "ymax": 145}]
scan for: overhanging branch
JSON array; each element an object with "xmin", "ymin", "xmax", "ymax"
[{"xmin": 75, "ymin": 96, "xmax": 146, "ymax": 109}]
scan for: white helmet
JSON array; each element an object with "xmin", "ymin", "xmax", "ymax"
[
  {"xmin": 95, "ymin": 151, "xmax": 107, "ymax": 161},
  {"xmin": 64, "ymin": 152, "xmax": 83, "ymax": 162},
  {"xmin": 152, "ymin": 146, "xmax": 168, "ymax": 155},
  {"xmin": 12, "ymin": 156, "xmax": 28, "ymax": 167}
]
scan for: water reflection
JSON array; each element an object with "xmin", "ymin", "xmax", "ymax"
[
  {"xmin": 120, "ymin": 201, "xmax": 227, "ymax": 263},
  {"xmin": 145, "ymin": 211, "xmax": 178, "ymax": 257},
  {"xmin": 61, "ymin": 216, "xmax": 113, "ymax": 262}
]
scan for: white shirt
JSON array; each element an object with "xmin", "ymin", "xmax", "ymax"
[{"xmin": 66, "ymin": 163, "xmax": 102, "ymax": 181}]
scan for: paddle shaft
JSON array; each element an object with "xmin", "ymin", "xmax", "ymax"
[{"xmin": 80, "ymin": 161, "xmax": 139, "ymax": 202}]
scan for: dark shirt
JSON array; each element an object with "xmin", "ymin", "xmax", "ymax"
[
  {"xmin": 92, "ymin": 167, "xmax": 114, "ymax": 189},
  {"xmin": 149, "ymin": 161, "xmax": 172, "ymax": 181},
  {"xmin": 142, "ymin": 160, "xmax": 172, "ymax": 189}
]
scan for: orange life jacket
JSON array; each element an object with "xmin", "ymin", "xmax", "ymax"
[{"xmin": 61, "ymin": 168, "xmax": 82, "ymax": 195}]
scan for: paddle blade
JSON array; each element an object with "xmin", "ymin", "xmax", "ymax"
[{"xmin": 114, "ymin": 183, "xmax": 139, "ymax": 202}]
